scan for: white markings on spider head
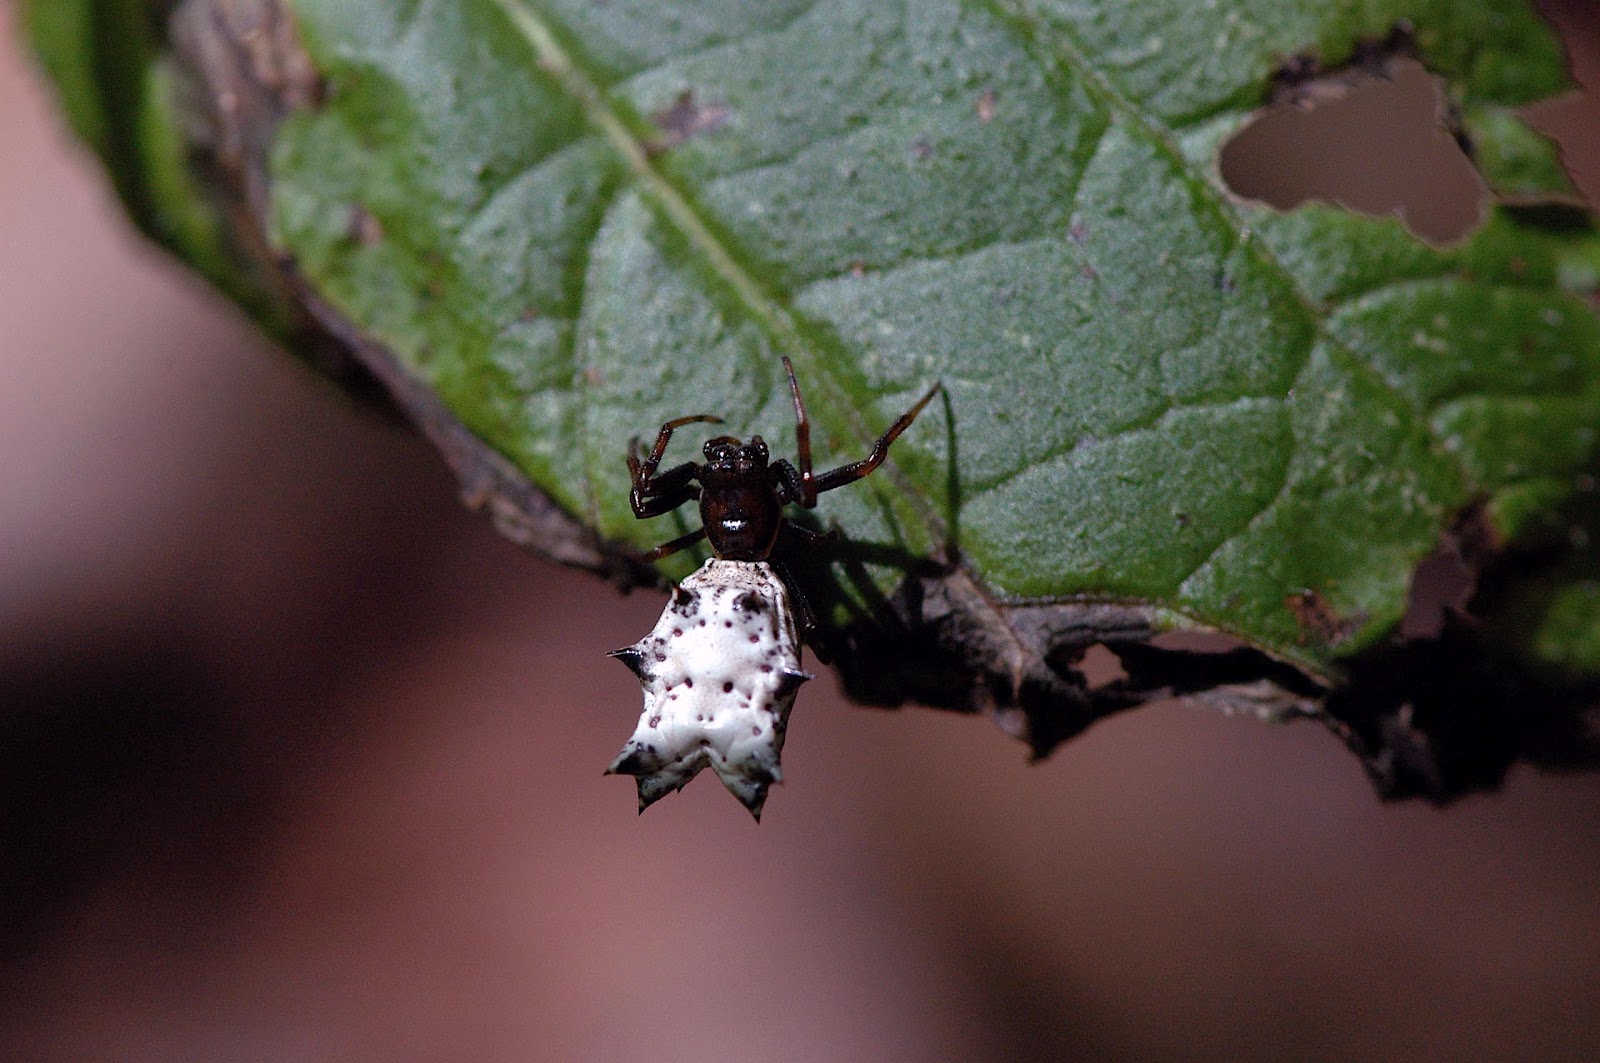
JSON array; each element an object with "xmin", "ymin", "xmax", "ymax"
[{"xmin": 607, "ymin": 559, "xmax": 811, "ymax": 820}]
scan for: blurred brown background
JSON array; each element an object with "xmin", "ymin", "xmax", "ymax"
[{"xmin": 4, "ymin": 6, "xmax": 1600, "ymax": 1061}]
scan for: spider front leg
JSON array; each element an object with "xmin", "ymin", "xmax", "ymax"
[
  {"xmin": 779, "ymin": 356, "xmax": 942, "ymax": 506},
  {"xmin": 628, "ymin": 451, "xmax": 699, "ymax": 519},
  {"xmin": 780, "ymin": 357, "xmax": 819, "ymax": 506},
  {"xmin": 628, "ymin": 413, "xmax": 722, "ymax": 518}
]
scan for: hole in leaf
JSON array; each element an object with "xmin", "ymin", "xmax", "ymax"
[
  {"xmin": 1220, "ymin": 58, "xmax": 1488, "ymax": 245},
  {"xmin": 1148, "ymin": 631, "xmax": 1250, "ymax": 653},
  {"xmin": 1401, "ymin": 501, "xmax": 1498, "ymax": 642},
  {"xmin": 1521, "ymin": 0, "xmax": 1600, "ymax": 209},
  {"xmin": 1078, "ymin": 643, "xmax": 1128, "ymax": 690}
]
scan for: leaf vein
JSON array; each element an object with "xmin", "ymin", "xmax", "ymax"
[
  {"xmin": 981, "ymin": 0, "xmax": 1575, "ymax": 542},
  {"xmin": 963, "ymin": 394, "xmax": 1284, "ymax": 501},
  {"xmin": 492, "ymin": 0, "xmax": 948, "ymax": 542},
  {"xmin": 569, "ymin": 183, "xmax": 628, "ymax": 528}
]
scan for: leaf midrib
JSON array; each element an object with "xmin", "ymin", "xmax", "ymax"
[{"xmin": 489, "ymin": 0, "xmax": 948, "ymax": 546}]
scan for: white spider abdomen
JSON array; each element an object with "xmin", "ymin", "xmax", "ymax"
[{"xmin": 607, "ymin": 559, "xmax": 810, "ymax": 820}]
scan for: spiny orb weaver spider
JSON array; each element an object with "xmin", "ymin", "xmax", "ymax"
[{"xmin": 606, "ymin": 357, "xmax": 941, "ymax": 819}]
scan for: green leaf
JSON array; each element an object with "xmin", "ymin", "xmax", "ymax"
[
  {"xmin": 1528, "ymin": 578, "xmax": 1600, "ymax": 673},
  {"xmin": 29, "ymin": 0, "xmax": 1600, "ymax": 688},
  {"xmin": 1463, "ymin": 103, "xmax": 1579, "ymax": 201},
  {"xmin": 24, "ymin": 0, "xmax": 302, "ymax": 335}
]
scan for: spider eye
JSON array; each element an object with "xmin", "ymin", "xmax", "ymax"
[
  {"xmin": 703, "ymin": 437, "xmax": 739, "ymax": 462},
  {"xmin": 749, "ymin": 437, "xmax": 769, "ymax": 462}
]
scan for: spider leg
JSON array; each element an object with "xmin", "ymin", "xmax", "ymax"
[
  {"xmin": 779, "ymin": 519, "xmax": 840, "ymax": 552},
  {"xmin": 780, "ymin": 357, "xmax": 818, "ymax": 506},
  {"xmin": 769, "ymin": 457, "xmax": 805, "ymax": 506},
  {"xmin": 769, "ymin": 556, "xmax": 820, "ymax": 645},
  {"xmin": 630, "ymin": 413, "xmax": 723, "ymax": 486},
  {"xmin": 810, "ymin": 379, "xmax": 942, "ymax": 497},
  {"xmin": 628, "ymin": 413, "xmax": 722, "ymax": 519},
  {"xmin": 643, "ymin": 525, "xmax": 708, "ymax": 562},
  {"xmin": 630, "ymin": 461, "xmax": 700, "ymax": 518}
]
